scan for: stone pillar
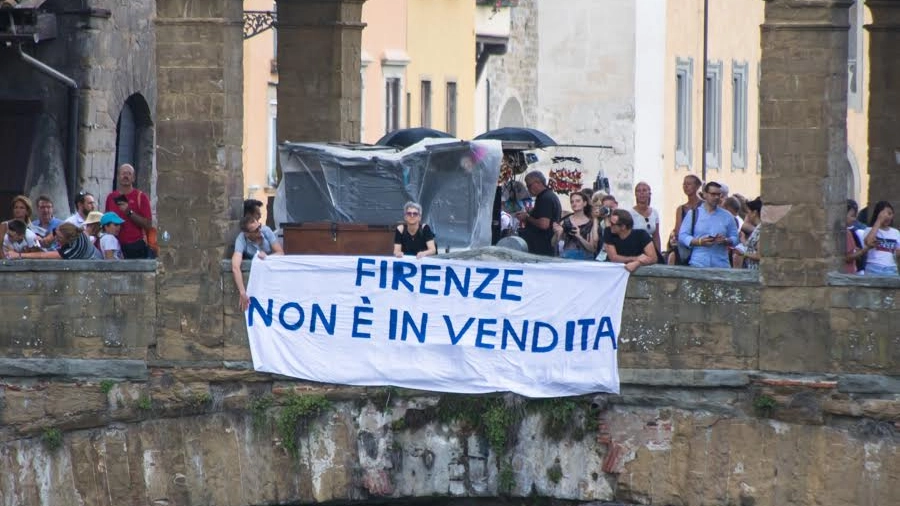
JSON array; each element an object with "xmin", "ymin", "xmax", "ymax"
[
  {"xmin": 758, "ymin": 0, "xmax": 851, "ymax": 371},
  {"xmin": 275, "ymin": 0, "xmax": 366, "ymax": 143},
  {"xmin": 154, "ymin": 0, "xmax": 244, "ymax": 360},
  {"xmin": 866, "ymin": 0, "xmax": 900, "ymax": 205}
]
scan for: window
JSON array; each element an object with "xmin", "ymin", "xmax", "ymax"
[
  {"xmin": 731, "ymin": 61, "xmax": 748, "ymax": 170},
  {"xmin": 675, "ymin": 58, "xmax": 693, "ymax": 167},
  {"xmin": 446, "ymin": 82, "xmax": 458, "ymax": 136},
  {"xmin": 420, "ymin": 80, "xmax": 432, "ymax": 128},
  {"xmin": 705, "ymin": 60, "xmax": 722, "ymax": 170},
  {"xmin": 385, "ymin": 77, "xmax": 401, "ymax": 134}
]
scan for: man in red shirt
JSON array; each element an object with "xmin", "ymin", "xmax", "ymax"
[{"xmin": 105, "ymin": 164, "xmax": 153, "ymax": 259}]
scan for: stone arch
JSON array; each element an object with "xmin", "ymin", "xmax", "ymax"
[
  {"xmin": 114, "ymin": 93, "xmax": 154, "ymax": 193},
  {"xmin": 497, "ymin": 96, "xmax": 525, "ymax": 128}
]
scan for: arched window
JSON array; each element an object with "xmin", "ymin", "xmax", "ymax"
[{"xmin": 114, "ymin": 94, "xmax": 153, "ymax": 191}]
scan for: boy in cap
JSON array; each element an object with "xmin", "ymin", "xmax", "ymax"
[{"xmin": 99, "ymin": 212, "xmax": 125, "ymax": 259}]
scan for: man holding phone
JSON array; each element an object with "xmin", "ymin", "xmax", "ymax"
[
  {"xmin": 678, "ymin": 181, "xmax": 738, "ymax": 268},
  {"xmin": 105, "ymin": 164, "xmax": 153, "ymax": 259}
]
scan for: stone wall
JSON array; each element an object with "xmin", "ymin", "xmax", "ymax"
[{"xmin": 0, "ymin": 256, "xmax": 897, "ymax": 506}]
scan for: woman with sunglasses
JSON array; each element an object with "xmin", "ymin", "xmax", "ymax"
[{"xmin": 393, "ymin": 202, "xmax": 436, "ymax": 259}]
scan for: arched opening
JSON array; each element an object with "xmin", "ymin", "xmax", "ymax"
[
  {"xmin": 114, "ymin": 93, "xmax": 154, "ymax": 192},
  {"xmin": 846, "ymin": 146, "xmax": 860, "ymax": 203},
  {"xmin": 497, "ymin": 97, "xmax": 525, "ymax": 128}
]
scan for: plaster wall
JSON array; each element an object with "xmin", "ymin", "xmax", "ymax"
[
  {"xmin": 661, "ymin": 0, "xmax": 763, "ymax": 239},
  {"xmin": 361, "ymin": 0, "xmax": 408, "ymax": 144},
  {"xmin": 405, "ymin": 0, "xmax": 476, "ymax": 140}
]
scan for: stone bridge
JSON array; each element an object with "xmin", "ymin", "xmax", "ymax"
[
  {"xmin": 1, "ymin": 0, "xmax": 899, "ymax": 505},
  {"xmin": 0, "ymin": 252, "xmax": 896, "ymax": 506}
]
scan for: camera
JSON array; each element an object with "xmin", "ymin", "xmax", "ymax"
[{"xmin": 599, "ymin": 206, "xmax": 612, "ymax": 218}]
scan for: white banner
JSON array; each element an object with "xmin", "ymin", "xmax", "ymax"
[{"xmin": 245, "ymin": 255, "xmax": 629, "ymax": 397}]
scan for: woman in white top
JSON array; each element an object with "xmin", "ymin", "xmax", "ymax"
[
  {"xmin": 99, "ymin": 212, "xmax": 125, "ymax": 259},
  {"xmin": 857, "ymin": 201, "xmax": 899, "ymax": 276},
  {"xmin": 629, "ymin": 181, "xmax": 661, "ymax": 260}
]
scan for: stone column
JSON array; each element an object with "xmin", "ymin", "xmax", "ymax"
[
  {"xmin": 758, "ymin": 0, "xmax": 851, "ymax": 371},
  {"xmin": 275, "ymin": 0, "xmax": 366, "ymax": 143},
  {"xmin": 866, "ymin": 0, "xmax": 900, "ymax": 204},
  {"xmin": 154, "ymin": 0, "xmax": 244, "ymax": 360}
]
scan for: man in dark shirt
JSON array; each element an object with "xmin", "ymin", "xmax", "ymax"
[
  {"xmin": 515, "ymin": 170, "xmax": 561, "ymax": 256},
  {"xmin": 604, "ymin": 209, "xmax": 656, "ymax": 272}
]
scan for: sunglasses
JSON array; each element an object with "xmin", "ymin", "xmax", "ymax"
[{"xmin": 405, "ymin": 211, "xmax": 420, "ymax": 217}]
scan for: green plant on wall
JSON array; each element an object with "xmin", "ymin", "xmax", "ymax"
[
  {"xmin": 276, "ymin": 394, "xmax": 331, "ymax": 456},
  {"xmin": 753, "ymin": 394, "xmax": 777, "ymax": 417},
  {"xmin": 99, "ymin": 380, "xmax": 116, "ymax": 395},
  {"xmin": 249, "ymin": 395, "xmax": 274, "ymax": 432},
  {"xmin": 42, "ymin": 428, "xmax": 63, "ymax": 451},
  {"xmin": 498, "ymin": 461, "xmax": 515, "ymax": 495},
  {"xmin": 136, "ymin": 394, "xmax": 152, "ymax": 411}
]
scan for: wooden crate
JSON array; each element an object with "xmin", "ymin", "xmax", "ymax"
[{"xmin": 282, "ymin": 222, "xmax": 395, "ymax": 255}]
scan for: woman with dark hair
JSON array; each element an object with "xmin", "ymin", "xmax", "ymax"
[
  {"xmin": 668, "ymin": 174, "xmax": 702, "ymax": 264},
  {"xmin": 857, "ymin": 200, "xmax": 899, "ymax": 276},
  {"xmin": 738, "ymin": 197, "xmax": 763, "ymax": 269},
  {"xmin": 552, "ymin": 192, "xmax": 599, "ymax": 260}
]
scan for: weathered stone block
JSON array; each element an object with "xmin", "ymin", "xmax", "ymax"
[{"xmin": 759, "ymin": 309, "xmax": 833, "ymax": 372}]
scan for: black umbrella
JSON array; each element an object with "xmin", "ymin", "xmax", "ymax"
[
  {"xmin": 473, "ymin": 127, "xmax": 557, "ymax": 148},
  {"xmin": 376, "ymin": 128, "xmax": 455, "ymax": 149}
]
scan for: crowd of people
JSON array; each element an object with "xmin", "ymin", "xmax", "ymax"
[
  {"xmin": 1, "ymin": 164, "xmax": 154, "ymax": 261},
  {"xmin": 491, "ymin": 171, "xmax": 898, "ymax": 276}
]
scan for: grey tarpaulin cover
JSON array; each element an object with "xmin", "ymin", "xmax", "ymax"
[{"xmin": 273, "ymin": 139, "xmax": 503, "ymax": 251}]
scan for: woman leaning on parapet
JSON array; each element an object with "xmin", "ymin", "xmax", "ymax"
[{"xmin": 857, "ymin": 200, "xmax": 899, "ymax": 277}]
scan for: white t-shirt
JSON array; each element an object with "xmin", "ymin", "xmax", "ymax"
[
  {"xmin": 3, "ymin": 229, "xmax": 38, "ymax": 253},
  {"xmin": 629, "ymin": 207, "xmax": 660, "ymax": 237},
  {"xmin": 99, "ymin": 233, "xmax": 123, "ymax": 259},
  {"xmin": 857, "ymin": 227, "xmax": 900, "ymax": 268}
]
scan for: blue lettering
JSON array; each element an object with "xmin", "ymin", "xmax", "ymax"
[
  {"xmin": 578, "ymin": 318, "xmax": 595, "ymax": 350},
  {"xmin": 310, "ymin": 304, "xmax": 336, "ymax": 335},
  {"xmin": 475, "ymin": 318, "xmax": 498, "ymax": 349},
  {"xmin": 419, "ymin": 264, "xmax": 441, "ymax": 295},
  {"xmin": 248, "ymin": 297, "xmax": 273, "ymax": 327},
  {"xmin": 352, "ymin": 305, "xmax": 374, "ymax": 338},
  {"xmin": 401, "ymin": 311, "xmax": 428, "ymax": 343},
  {"xmin": 392, "ymin": 261, "xmax": 417, "ymax": 292},
  {"xmin": 565, "ymin": 321, "xmax": 576, "ymax": 351},
  {"xmin": 444, "ymin": 315, "xmax": 475, "ymax": 345},
  {"xmin": 444, "ymin": 266, "xmax": 470, "ymax": 297},
  {"xmin": 501, "ymin": 319, "xmax": 528, "ymax": 351},
  {"xmin": 593, "ymin": 316, "xmax": 617, "ymax": 350},
  {"xmin": 472, "ymin": 267, "xmax": 499, "ymax": 300},
  {"xmin": 379, "ymin": 259, "xmax": 388, "ymax": 289},
  {"xmin": 279, "ymin": 302, "xmax": 305, "ymax": 331},
  {"xmin": 500, "ymin": 269, "xmax": 523, "ymax": 301},
  {"xmin": 389, "ymin": 308, "xmax": 398, "ymax": 340},
  {"xmin": 355, "ymin": 258, "xmax": 376, "ymax": 286},
  {"xmin": 531, "ymin": 321, "xmax": 558, "ymax": 353}
]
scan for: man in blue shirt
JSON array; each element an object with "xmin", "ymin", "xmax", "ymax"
[
  {"xmin": 678, "ymin": 181, "xmax": 739, "ymax": 268},
  {"xmin": 32, "ymin": 195, "xmax": 63, "ymax": 250}
]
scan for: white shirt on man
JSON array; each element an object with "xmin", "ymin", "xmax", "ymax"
[{"xmin": 3, "ymin": 229, "xmax": 38, "ymax": 253}]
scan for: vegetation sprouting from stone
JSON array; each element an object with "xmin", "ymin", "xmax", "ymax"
[
  {"xmin": 527, "ymin": 397, "xmax": 599, "ymax": 441},
  {"xmin": 99, "ymin": 380, "xmax": 116, "ymax": 394},
  {"xmin": 546, "ymin": 459, "xmax": 563, "ymax": 484},
  {"xmin": 498, "ymin": 461, "xmax": 516, "ymax": 495},
  {"xmin": 249, "ymin": 395, "xmax": 274, "ymax": 432},
  {"xmin": 136, "ymin": 394, "xmax": 152, "ymax": 411},
  {"xmin": 753, "ymin": 394, "xmax": 777, "ymax": 417},
  {"xmin": 276, "ymin": 394, "xmax": 331, "ymax": 456},
  {"xmin": 41, "ymin": 428, "xmax": 63, "ymax": 451}
]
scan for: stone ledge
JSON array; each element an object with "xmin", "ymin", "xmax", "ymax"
[
  {"xmin": 0, "ymin": 358, "xmax": 148, "ymax": 379},
  {"xmin": 0, "ymin": 259, "xmax": 158, "ymax": 272},
  {"xmin": 620, "ymin": 368, "xmax": 751, "ymax": 387},
  {"xmin": 827, "ymin": 272, "xmax": 900, "ymax": 288}
]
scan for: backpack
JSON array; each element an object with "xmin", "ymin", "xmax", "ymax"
[{"xmin": 676, "ymin": 206, "xmax": 699, "ymax": 266}]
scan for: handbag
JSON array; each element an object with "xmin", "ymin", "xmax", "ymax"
[{"xmin": 676, "ymin": 207, "xmax": 699, "ymax": 265}]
